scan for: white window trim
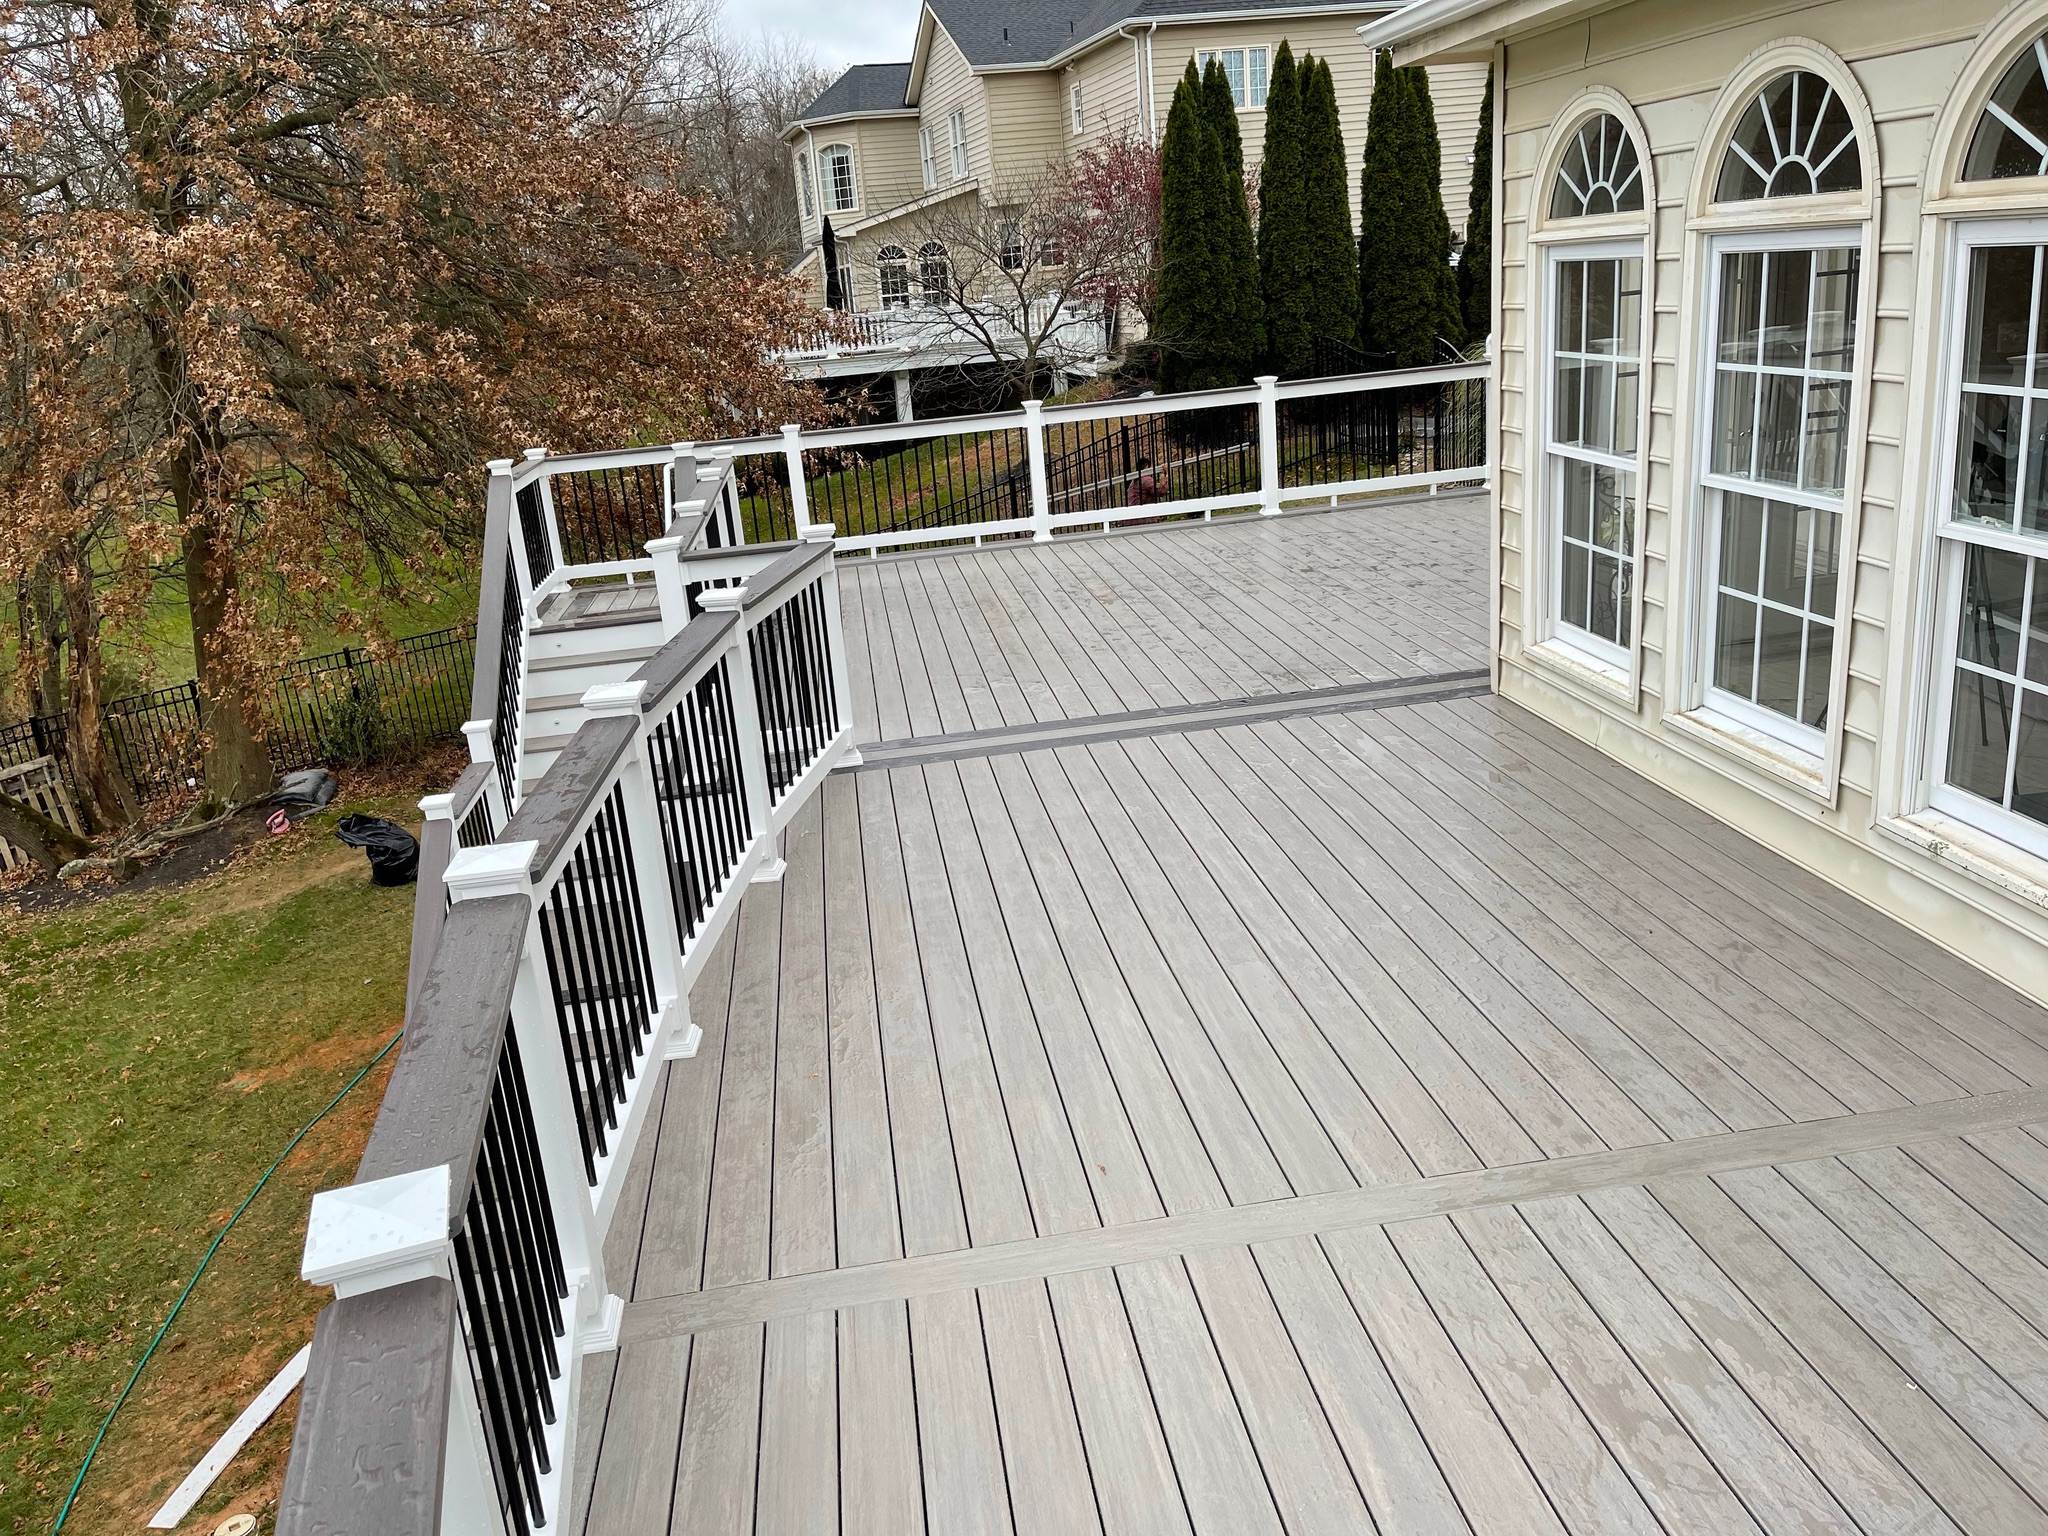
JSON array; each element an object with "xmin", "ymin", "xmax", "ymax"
[
  {"xmin": 948, "ymin": 110, "xmax": 969, "ymax": 179},
  {"xmin": 1071, "ymin": 83, "xmax": 1085, "ymax": 135},
  {"xmin": 1532, "ymin": 236, "xmax": 1651, "ymax": 689},
  {"xmin": 1677, "ymin": 221, "xmax": 1870, "ymax": 781},
  {"xmin": 920, "ymin": 126, "xmax": 936, "ymax": 190},
  {"xmin": 1195, "ymin": 46, "xmax": 1270, "ymax": 110},
  {"xmin": 819, "ymin": 142, "xmax": 857, "ymax": 214},
  {"xmin": 1919, "ymin": 214, "xmax": 2048, "ymax": 865}
]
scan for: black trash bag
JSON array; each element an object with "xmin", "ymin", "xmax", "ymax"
[{"xmin": 334, "ymin": 814, "xmax": 420, "ymax": 886}]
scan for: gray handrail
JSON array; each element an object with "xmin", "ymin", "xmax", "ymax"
[
  {"xmin": 356, "ymin": 894, "xmax": 528, "ymax": 1208},
  {"xmin": 496, "ymin": 714, "xmax": 638, "ymax": 883},
  {"xmin": 633, "ymin": 611, "xmax": 739, "ymax": 718},
  {"xmin": 739, "ymin": 540, "xmax": 833, "ymax": 616},
  {"xmin": 277, "ymin": 1277, "xmax": 456, "ymax": 1536}
]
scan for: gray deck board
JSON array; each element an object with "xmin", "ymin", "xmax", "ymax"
[{"xmin": 580, "ymin": 506, "xmax": 2048, "ymax": 1536}]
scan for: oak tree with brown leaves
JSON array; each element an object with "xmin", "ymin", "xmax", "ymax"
[{"xmin": 1, "ymin": 0, "xmax": 816, "ymax": 808}]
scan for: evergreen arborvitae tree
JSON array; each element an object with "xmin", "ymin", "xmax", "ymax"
[
  {"xmin": 1157, "ymin": 62, "xmax": 1219, "ymax": 392},
  {"xmin": 1202, "ymin": 54, "xmax": 1246, "ymax": 191},
  {"xmin": 1358, "ymin": 59, "xmax": 1463, "ymax": 366},
  {"xmin": 1258, "ymin": 42, "xmax": 1315, "ymax": 377},
  {"xmin": 1460, "ymin": 66, "xmax": 1494, "ymax": 342},
  {"xmin": 1159, "ymin": 57, "xmax": 1263, "ymax": 390},
  {"xmin": 1405, "ymin": 64, "xmax": 1466, "ymax": 355},
  {"xmin": 1300, "ymin": 56, "xmax": 1360, "ymax": 360}
]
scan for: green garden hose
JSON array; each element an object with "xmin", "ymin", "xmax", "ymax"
[{"xmin": 50, "ymin": 1029, "xmax": 405, "ymax": 1534}]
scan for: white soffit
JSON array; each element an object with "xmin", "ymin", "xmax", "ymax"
[{"xmin": 1359, "ymin": 0, "xmax": 1624, "ymax": 65}]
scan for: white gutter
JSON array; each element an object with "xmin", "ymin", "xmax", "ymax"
[{"xmin": 1356, "ymin": 0, "xmax": 1498, "ymax": 48}]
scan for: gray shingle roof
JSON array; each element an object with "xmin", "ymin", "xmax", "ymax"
[
  {"xmin": 926, "ymin": 0, "xmax": 1385, "ymax": 68},
  {"xmin": 789, "ymin": 62, "xmax": 914, "ymax": 128}
]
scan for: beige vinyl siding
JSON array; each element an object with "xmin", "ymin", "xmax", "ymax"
[
  {"xmin": 983, "ymin": 71, "xmax": 1066, "ymax": 187},
  {"xmin": 1148, "ymin": 15, "xmax": 1485, "ymax": 221},
  {"xmin": 1066, "ymin": 34, "xmax": 1147, "ymax": 153},
  {"xmin": 918, "ymin": 22, "xmax": 990, "ymax": 187},
  {"xmin": 854, "ymin": 119, "xmax": 927, "ymax": 218},
  {"xmin": 1486, "ymin": 0, "xmax": 2048, "ymax": 997}
]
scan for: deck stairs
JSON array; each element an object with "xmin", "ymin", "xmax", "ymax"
[{"xmin": 518, "ymin": 581, "xmax": 665, "ymax": 796}]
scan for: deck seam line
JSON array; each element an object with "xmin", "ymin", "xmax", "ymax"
[
  {"xmin": 844, "ymin": 672, "xmax": 1494, "ymax": 772},
  {"xmin": 617, "ymin": 1088, "xmax": 2048, "ymax": 1343}
]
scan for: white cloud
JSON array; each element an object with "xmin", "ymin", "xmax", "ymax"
[{"xmin": 727, "ymin": 0, "xmax": 925, "ymax": 72}]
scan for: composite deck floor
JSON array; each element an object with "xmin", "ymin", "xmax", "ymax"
[{"xmin": 574, "ymin": 495, "xmax": 2048, "ymax": 1536}]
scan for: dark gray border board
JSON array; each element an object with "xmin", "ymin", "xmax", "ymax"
[
  {"xmin": 619, "ymin": 1086, "xmax": 2048, "ymax": 1339},
  {"xmin": 840, "ymin": 670, "xmax": 1495, "ymax": 772}
]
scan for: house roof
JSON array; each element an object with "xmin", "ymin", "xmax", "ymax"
[
  {"xmin": 786, "ymin": 62, "xmax": 916, "ymax": 133},
  {"xmin": 923, "ymin": 0, "xmax": 1390, "ymax": 73}
]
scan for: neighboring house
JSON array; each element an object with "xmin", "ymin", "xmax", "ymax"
[
  {"xmin": 784, "ymin": 0, "xmax": 1488, "ymax": 323},
  {"xmin": 1365, "ymin": 0, "xmax": 2048, "ymax": 1003}
]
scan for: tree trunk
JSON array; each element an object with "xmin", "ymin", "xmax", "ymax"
[
  {"xmin": 15, "ymin": 567, "xmax": 64, "ymax": 720},
  {"xmin": 0, "ymin": 790, "xmax": 93, "ymax": 872},
  {"xmin": 173, "ymin": 450, "xmax": 275, "ymax": 805},
  {"xmin": 57, "ymin": 546, "xmax": 138, "ymax": 829}
]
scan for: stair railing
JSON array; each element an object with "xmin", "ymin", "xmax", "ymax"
[{"xmin": 279, "ymin": 505, "xmax": 857, "ymax": 1536}]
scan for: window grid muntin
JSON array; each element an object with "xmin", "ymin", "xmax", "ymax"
[
  {"xmin": 1196, "ymin": 47, "xmax": 1268, "ymax": 108},
  {"xmin": 877, "ymin": 244, "xmax": 911, "ymax": 309},
  {"xmin": 1715, "ymin": 70, "xmax": 1862, "ymax": 202},
  {"xmin": 1071, "ymin": 84, "xmax": 1084, "ymax": 135},
  {"xmin": 1709, "ymin": 491, "xmax": 1841, "ymax": 732},
  {"xmin": 1932, "ymin": 227, "xmax": 2048, "ymax": 853},
  {"xmin": 820, "ymin": 144, "xmax": 855, "ymax": 212},
  {"xmin": 920, "ymin": 127, "xmax": 936, "ymax": 189},
  {"xmin": 1550, "ymin": 114, "xmax": 1645, "ymax": 221},
  {"xmin": 1964, "ymin": 35, "xmax": 2048, "ymax": 181},
  {"xmin": 1700, "ymin": 237, "xmax": 1860, "ymax": 743},
  {"xmin": 1943, "ymin": 545, "xmax": 2048, "ymax": 830},
  {"xmin": 1954, "ymin": 242, "xmax": 2048, "ymax": 539},
  {"xmin": 1547, "ymin": 250, "xmax": 1644, "ymax": 658},
  {"xmin": 948, "ymin": 111, "xmax": 968, "ymax": 178}
]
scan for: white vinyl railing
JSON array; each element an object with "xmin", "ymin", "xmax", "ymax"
[
  {"xmin": 777, "ymin": 297, "xmax": 1112, "ymax": 365},
  {"xmin": 706, "ymin": 359, "xmax": 1489, "ymax": 557},
  {"xmin": 279, "ymin": 464, "xmax": 855, "ymax": 1536}
]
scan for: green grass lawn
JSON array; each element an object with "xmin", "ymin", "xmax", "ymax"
[{"xmin": 0, "ymin": 786, "xmax": 434, "ymax": 1535}]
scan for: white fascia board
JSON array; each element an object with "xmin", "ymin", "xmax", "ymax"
[
  {"xmin": 1358, "ymin": 0, "xmax": 1614, "ymax": 62},
  {"xmin": 780, "ymin": 108, "xmax": 919, "ymax": 145},
  {"xmin": 906, "ymin": 7, "xmax": 941, "ymax": 103}
]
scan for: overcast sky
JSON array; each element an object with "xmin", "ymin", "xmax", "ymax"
[{"xmin": 730, "ymin": 0, "xmax": 926, "ymax": 72}]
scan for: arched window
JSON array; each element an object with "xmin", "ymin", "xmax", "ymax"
[
  {"xmin": 1965, "ymin": 30, "xmax": 2048, "ymax": 180},
  {"xmin": 819, "ymin": 144, "xmax": 856, "ymax": 212},
  {"xmin": 877, "ymin": 245, "xmax": 911, "ymax": 309},
  {"xmin": 1550, "ymin": 114, "xmax": 1645, "ymax": 219},
  {"xmin": 917, "ymin": 240, "xmax": 950, "ymax": 303},
  {"xmin": 1715, "ymin": 71, "xmax": 1862, "ymax": 201}
]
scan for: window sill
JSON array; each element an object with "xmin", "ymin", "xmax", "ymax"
[
  {"xmin": 1523, "ymin": 636, "xmax": 1632, "ymax": 705},
  {"xmin": 1875, "ymin": 809, "xmax": 2048, "ymax": 919},
  {"xmin": 1665, "ymin": 705, "xmax": 1830, "ymax": 802}
]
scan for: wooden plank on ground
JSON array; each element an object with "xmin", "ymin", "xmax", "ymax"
[{"xmin": 839, "ymin": 1299, "xmax": 925, "ymax": 1536}]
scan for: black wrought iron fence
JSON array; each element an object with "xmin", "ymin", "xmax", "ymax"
[
  {"xmin": 729, "ymin": 450, "xmax": 802, "ymax": 544},
  {"xmin": 800, "ymin": 427, "xmax": 1030, "ymax": 540},
  {"xmin": 0, "ymin": 623, "xmax": 476, "ymax": 806},
  {"xmin": 1278, "ymin": 376, "xmax": 1488, "ymax": 490}
]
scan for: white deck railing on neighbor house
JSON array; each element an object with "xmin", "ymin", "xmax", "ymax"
[
  {"xmin": 778, "ymin": 297, "xmax": 1113, "ymax": 365},
  {"xmin": 270, "ymin": 360, "xmax": 1488, "ymax": 1536}
]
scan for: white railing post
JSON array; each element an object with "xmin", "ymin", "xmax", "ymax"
[
  {"xmin": 1022, "ymin": 397, "xmax": 1054, "ymax": 542},
  {"xmin": 578, "ymin": 680, "xmax": 700, "ymax": 1060},
  {"xmin": 781, "ymin": 424, "xmax": 815, "ymax": 537},
  {"xmin": 647, "ymin": 530, "xmax": 695, "ymax": 637},
  {"xmin": 698, "ymin": 587, "xmax": 783, "ymax": 882},
  {"xmin": 800, "ymin": 524, "xmax": 862, "ymax": 767},
  {"xmin": 444, "ymin": 844, "xmax": 621, "ymax": 1354},
  {"xmin": 1256, "ymin": 375, "xmax": 1282, "ymax": 516}
]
